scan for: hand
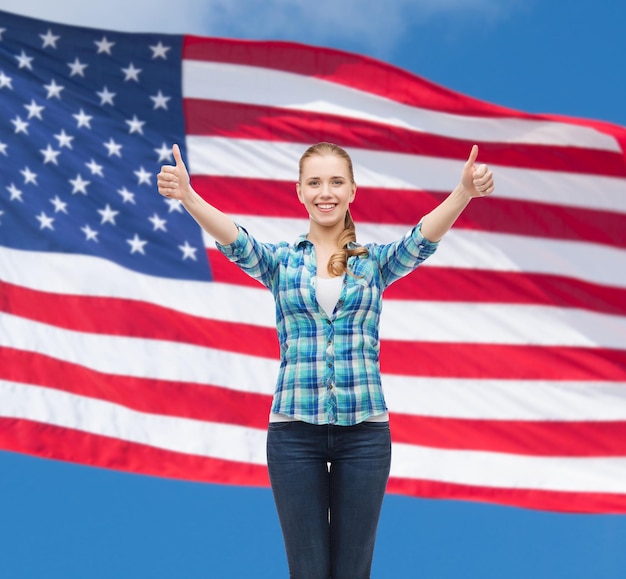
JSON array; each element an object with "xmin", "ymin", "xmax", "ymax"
[
  {"xmin": 461, "ymin": 145, "xmax": 494, "ymax": 198},
  {"xmin": 157, "ymin": 144, "xmax": 191, "ymax": 201}
]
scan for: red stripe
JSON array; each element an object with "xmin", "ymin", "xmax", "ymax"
[
  {"xmin": 194, "ymin": 176, "xmax": 626, "ymax": 249},
  {"xmin": 184, "ymin": 99, "xmax": 626, "ymax": 177},
  {"xmin": 391, "ymin": 414, "xmax": 626, "ymax": 457},
  {"xmin": 0, "ymin": 417, "xmax": 269, "ymax": 487},
  {"xmin": 0, "ymin": 347, "xmax": 270, "ymax": 429},
  {"xmin": 209, "ymin": 250, "xmax": 626, "ymax": 318},
  {"xmin": 0, "ymin": 280, "xmax": 278, "ymax": 359},
  {"xmin": 387, "ymin": 477, "xmax": 626, "ymax": 514},
  {"xmin": 181, "ymin": 37, "xmax": 584, "ymax": 124},
  {"xmin": 380, "ymin": 342, "xmax": 626, "ymax": 381}
]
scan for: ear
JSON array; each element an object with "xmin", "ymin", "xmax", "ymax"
[
  {"xmin": 296, "ymin": 181, "xmax": 305, "ymax": 204},
  {"xmin": 349, "ymin": 182, "xmax": 357, "ymax": 203}
]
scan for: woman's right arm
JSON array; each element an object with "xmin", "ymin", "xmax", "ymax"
[{"xmin": 157, "ymin": 144, "xmax": 239, "ymax": 246}]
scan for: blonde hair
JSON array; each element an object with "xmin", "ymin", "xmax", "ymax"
[{"xmin": 298, "ymin": 142, "xmax": 369, "ymax": 277}]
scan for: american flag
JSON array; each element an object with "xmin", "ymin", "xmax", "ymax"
[{"xmin": 1, "ymin": 9, "xmax": 626, "ymax": 514}]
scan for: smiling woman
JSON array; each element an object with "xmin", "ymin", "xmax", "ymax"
[{"xmin": 157, "ymin": 140, "xmax": 493, "ymax": 578}]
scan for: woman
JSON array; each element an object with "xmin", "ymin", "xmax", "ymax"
[{"xmin": 157, "ymin": 142, "xmax": 494, "ymax": 579}]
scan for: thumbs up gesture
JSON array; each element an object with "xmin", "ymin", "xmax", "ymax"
[
  {"xmin": 461, "ymin": 145, "xmax": 494, "ymax": 198},
  {"xmin": 157, "ymin": 144, "xmax": 191, "ymax": 201}
]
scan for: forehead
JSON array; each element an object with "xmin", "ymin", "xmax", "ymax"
[{"xmin": 301, "ymin": 153, "xmax": 350, "ymax": 177}]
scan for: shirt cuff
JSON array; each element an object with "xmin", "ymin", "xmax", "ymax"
[{"xmin": 215, "ymin": 224, "xmax": 248, "ymax": 259}]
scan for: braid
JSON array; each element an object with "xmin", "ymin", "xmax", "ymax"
[{"xmin": 327, "ymin": 210, "xmax": 369, "ymax": 277}]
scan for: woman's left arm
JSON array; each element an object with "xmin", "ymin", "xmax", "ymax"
[{"xmin": 419, "ymin": 145, "xmax": 494, "ymax": 242}]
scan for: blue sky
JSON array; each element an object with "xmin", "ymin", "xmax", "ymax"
[{"xmin": 2, "ymin": 1, "xmax": 626, "ymax": 577}]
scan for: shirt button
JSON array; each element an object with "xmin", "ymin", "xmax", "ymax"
[
  {"xmin": 327, "ymin": 362, "xmax": 333, "ymax": 368},
  {"xmin": 326, "ymin": 319, "xmax": 332, "ymax": 325}
]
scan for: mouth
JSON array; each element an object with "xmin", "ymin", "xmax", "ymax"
[{"xmin": 316, "ymin": 203, "xmax": 337, "ymax": 212}]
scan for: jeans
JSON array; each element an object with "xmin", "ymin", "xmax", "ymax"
[{"xmin": 267, "ymin": 420, "xmax": 392, "ymax": 579}]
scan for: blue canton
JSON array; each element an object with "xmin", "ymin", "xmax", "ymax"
[
  {"xmin": 217, "ymin": 223, "xmax": 439, "ymax": 426},
  {"xmin": 0, "ymin": 10, "xmax": 210, "ymax": 281}
]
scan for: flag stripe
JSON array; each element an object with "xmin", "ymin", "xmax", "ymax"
[
  {"xmin": 184, "ymin": 98, "xmax": 626, "ymax": 177},
  {"xmin": 4, "ymin": 381, "xmax": 626, "ymax": 496},
  {"xmin": 181, "ymin": 52, "xmax": 621, "ymax": 152},
  {"xmin": 186, "ymin": 136, "xmax": 626, "ymax": 213},
  {"xmin": 192, "ymin": 176, "xmax": 626, "ymax": 249}
]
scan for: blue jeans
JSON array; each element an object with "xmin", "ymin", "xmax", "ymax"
[{"xmin": 267, "ymin": 420, "xmax": 392, "ymax": 579}]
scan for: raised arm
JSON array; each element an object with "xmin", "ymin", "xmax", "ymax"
[
  {"xmin": 419, "ymin": 145, "xmax": 494, "ymax": 242},
  {"xmin": 157, "ymin": 144, "xmax": 239, "ymax": 245}
]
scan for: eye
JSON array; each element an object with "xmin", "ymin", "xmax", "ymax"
[
  {"xmin": 332, "ymin": 179, "xmax": 344, "ymax": 186},
  {"xmin": 308, "ymin": 179, "xmax": 320, "ymax": 187}
]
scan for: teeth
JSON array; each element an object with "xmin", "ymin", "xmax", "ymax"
[{"xmin": 318, "ymin": 204, "xmax": 335, "ymax": 209}]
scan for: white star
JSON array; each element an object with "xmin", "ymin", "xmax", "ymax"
[
  {"xmin": 11, "ymin": 116, "xmax": 29, "ymax": 135},
  {"xmin": 36, "ymin": 211, "xmax": 54, "ymax": 230},
  {"xmin": 121, "ymin": 62, "xmax": 142, "ymax": 82},
  {"xmin": 81, "ymin": 224, "xmax": 99, "ymax": 241},
  {"xmin": 21, "ymin": 166, "xmax": 37, "ymax": 185},
  {"xmin": 150, "ymin": 41, "xmax": 171, "ymax": 59},
  {"xmin": 178, "ymin": 241, "xmax": 198, "ymax": 261},
  {"xmin": 98, "ymin": 204, "xmax": 119, "ymax": 225},
  {"xmin": 73, "ymin": 108, "xmax": 93, "ymax": 129},
  {"xmin": 165, "ymin": 198, "xmax": 183, "ymax": 213},
  {"xmin": 7, "ymin": 183, "xmax": 23, "ymax": 202},
  {"xmin": 24, "ymin": 99, "xmax": 45, "ymax": 119},
  {"xmin": 15, "ymin": 50, "xmax": 34, "ymax": 70},
  {"xmin": 154, "ymin": 142, "xmax": 173, "ymax": 162},
  {"xmin": 103, "ymin": 138, "xmax": 122, "ymax": 157},
  {"xmin": 134, "ymin": 166, "xmax": 152, "ymax": 185},
  {"xmin": 40, "ymin": 29, "xmax": 60, "ymax": 48},
  {"xmin": 95, "ymin": 36, "xmax": 115, "ymax": 55},
  {"xmin": 54, "ymin": 129, "xmax": 74, "ymax": 148},
  {"xmin": 69, "ymin": 174, "xmax": 90, "ymax": 195},
  {"xmin": 127, "ymin": 234, "xmax": 147, "ymax": 254},
  {"xmin": 148, "ymin": 213, "xmax": 167, "ymax": 232},
  {"xmin": 44, "ymin": 79, "xmax": 64, "ymax": 99},
  {"xmin": 40, "ymin": 144, "xmax": 61, "ymax": 165},
  {"xmin": 150, "ymin": 90, "xmax": 170, "ymax": 110},
  {"xmin": 0, "ymin": 142, "xmax": 7, "ymax": 156},
  {"xmin": 0, "ymin": 71, "xmax": 12, "ymax": 89},
  {"xmin": 125, "ymin": 115, "xmax": 145, "ymax": 134},
  {"xmin": 118, "ymin": 187, "xmax": 136, "ymax": 204},
  {"xmin": 50, "ymin": 196, "xmax": 68, "ymax": 213},
  {"xmin": 96, "ymin": 86, "xmax": 116, "ymax": 106},
  {"xmin": 85, "ymin": 159, "xmax": 104, "ymax": 177},
  {"xmin": 67, "ymin": 57, "xmax": 88, "ymax": 77}
]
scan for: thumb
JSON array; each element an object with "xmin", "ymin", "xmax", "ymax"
[
  {"xmin": 172, "ymin": 143, "xmax": 184, "ymax": 167},
  {"xmin": 465, "ymin": 144, "xmax": 479, "ymax": 167}
]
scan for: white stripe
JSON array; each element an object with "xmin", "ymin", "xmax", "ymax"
[
  {"xmin": 383, "ymin": 377, "xmax": 626, "ymax": 421},
  {"xmin": 182, "ymin": 60, "xmax": 620, "ymax": 152},
  {"xmin": 0, "ymin": 380, "xmax": 267, "ymax": 465},
  {"xmin": 1, "ymin": 313, "xmax": 278, "ymax": 396},
  {"xmin": 391, "ymin": 443, "xmax": 626, "ymax": 494},
  {"xmin": 4, "ymin": 262, "xmax": 626, "ymax": 349},
  {"xmin": 3, "ymin": 313, "xmax": 626, "ymax": 422},
  {"xmin": 186, "ymin": 136, "xmax": 626, "ymax": 213},
  {"xmin": 2, "ymin": 380, "xmax": 624, "ymax": 494}
]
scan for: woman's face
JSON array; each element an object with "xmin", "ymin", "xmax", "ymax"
[{"xmin": 296, "ymin": 153, "xmax": 356, "ymax": 231}]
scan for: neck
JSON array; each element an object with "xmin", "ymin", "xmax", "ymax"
[{"xmin": 307, "ymin": 221, "xmax": 344, "ymax": 248}]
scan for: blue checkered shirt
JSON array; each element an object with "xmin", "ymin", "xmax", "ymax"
[{"xmin": 216, "ymin": 223, "xmax": 439, "ymax": 425}]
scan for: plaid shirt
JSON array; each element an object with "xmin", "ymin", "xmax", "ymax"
[{"xmin": 217, "ymin": 223, "xmax": 439, "ymax": 426}]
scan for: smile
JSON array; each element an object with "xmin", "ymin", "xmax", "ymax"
[{"xmin": 316, "ymin": 204, "xmax": 337, "ymax": 211}]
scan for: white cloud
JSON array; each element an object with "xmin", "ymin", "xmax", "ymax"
[{"xmin": 0, "ymin": 0, "xmax": 524, "ymax": 55}]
